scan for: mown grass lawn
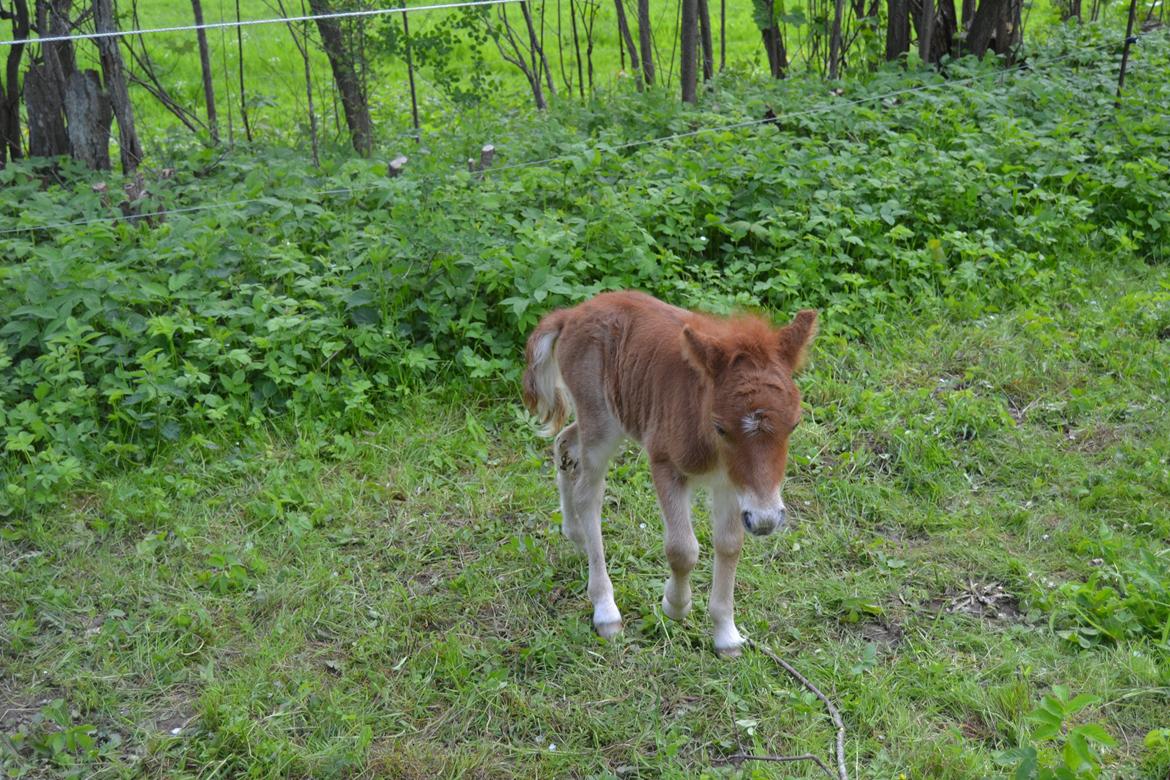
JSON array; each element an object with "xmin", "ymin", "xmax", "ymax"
[{"xmin": 3, "ymin": 257, "xmax": 1167, "ymax": 778}]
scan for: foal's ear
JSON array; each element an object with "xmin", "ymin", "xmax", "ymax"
[
  {"xmin": 776, "ymin": 309, "xmax": 818, "ymax": 371},
  {"xmin": 681, "ymin": 325, "xmax": 728, "ymax": 379}
]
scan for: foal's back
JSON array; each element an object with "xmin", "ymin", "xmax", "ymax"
[{"xmin": 552, "ymin": 291, "xmax": 708, "ymax": 449}]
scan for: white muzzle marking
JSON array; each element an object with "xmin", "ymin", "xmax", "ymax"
[{"xmin": 739, "ymin": 490, "xmax": 787, "ymax": 537}]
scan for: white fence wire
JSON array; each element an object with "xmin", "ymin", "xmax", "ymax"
[{"xmin": 0, "ymin": 0, "xmax": 521, "ymax": 47}]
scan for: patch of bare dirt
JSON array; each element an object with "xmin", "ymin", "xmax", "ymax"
[
  {"xmin": 857, "ymin": 620, "xmax": 904, "ymax": 648},
  {"xmin": 874, "ymin": 525, "xmax": 928, "ymax": 547},
  {"xmin": 960, "ymin": 713, "xmax": 996, "ymax": 743},
  {"xmin": 406, "ymin": 563, "xmax": 453, "ymax": 596},
  {"xmin": 148, "ymin": 687, "xmax": 201, "ymax": 736},
  {"xmin": 1065, "ymin": 423, "xmax": 1129, "ymax": 454},
  {"xmin": 837, "ymin": 616, "xmax": 905, "ymax": 649},
  {"xmin": 0, "ymin": 687, "xmax": 58, "ymax": 734},
  {"xmin": 848, "ymin": 431, "xmax": 896, "ymax": 476},
  {"xmin": 660, "ymin": 694, "xmax": 702, "ymax": 719}
]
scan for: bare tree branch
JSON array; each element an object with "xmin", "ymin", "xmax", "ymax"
[{"xmin": 716, "ymin": 639, "xmax": 849, "ymax": 780}]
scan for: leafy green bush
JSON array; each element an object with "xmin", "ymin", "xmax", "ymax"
[{"xmin": 1, "ymin": 28, "xmax": 1168, "ymax": 515}]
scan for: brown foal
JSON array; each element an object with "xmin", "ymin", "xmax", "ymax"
[{"xmin": 523, "ymin": 291, "xmax": 817, "ymax": 655}]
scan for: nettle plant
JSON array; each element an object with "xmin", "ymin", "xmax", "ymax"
[
  {"xmin": 1036, "ymin": 526, "xmax": 1170, "ymax": 649},
  {"xmin": 1000, "ymin": 686, "xmax": 1117, "ymax": 780},
  {"xmin": 1, "ymin": 28, "xmax": 1168, "ymax": 516}
]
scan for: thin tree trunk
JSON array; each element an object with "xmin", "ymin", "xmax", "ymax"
[
  {"xmin": 28, "ymin": 0, "xmax": 74, "ymax": 158},
  {"xmin": 190, "ymin": 0, "xmax": 218, "ymax": 144},
  {"xmin": 755, "ymin": 0, "xmax": 786, "ymax": 77},
  {"xmin": 358, "ymin": 15, "xmax": 368, "ymax": 112},
  {"xmin": 487, "ymin": 4, "xmax": 547, "ymax": 109},
  {"xmin": 539, "ymin": 0, "xmax": 556, "ymax": 95},
  {"xmin": 1, "ymin": 0, "xmax": 29, "ymax": 164},
  {"xmin": 829, "ymin": 0, "xmax": 845, "ymax": 76},
  {"xmin": 918, "ymin": 0, "xmax": 936, "ymax": 62},
  {"xmin": 308, "ymin": 0, "xmax": 373, "ymax": 155},
  {"xmin": 94, "ymin": 0, "xmax": 142, "ymax": 173},
  {"xmin": 218, "ymin": 17, "xmax": 234, "ymax": 144},
  {"xmin": 401, "ymin": 3, "xmax": 420, "ymax": 139},
  {"xmin": 761, "ymin": 25, "xmax": 787, "ymax": 77},
  {"xmin": 994, "ymin": 0, "xmax": 1021, "ymax": 55},
  {"xmin": 569, "ymin": 0, "xmax": 585, "ymax": 97},
  {"xmin": 697, "ymin": 0, "xmax": 713, "ymax": 80},
  {"xmin": 126, "ymin": 0, "xmax": 205, "ymax": 135},
  {"xmin": 520, "ymin": 0, "xmax": 556, "ymax": 96},
  {"xmin": 636, "ymin": 0, "xmax": 655, "ymax": 85},
  {"xmin": 63, "ymin": 68, "xmax": 111, "ymax": 169},
  {"xmin": 556, "ymin": 0, "xmax": 570, "ymax": 92},
  {"xmin": 279, "ymin": 0, "xmax": 318, "ymax": 164},
  {"xmin": 234, "ymin": 0, "xmax": 251, "ymax": 142},
  {"xmin": 681, "ymin": 0, "xmax": 697, "ymax": 101},
  {"xmin": 583, "ymin": 0, "xmax": 596, "ymax": 92},
  {"xmin": 612, "ymin": 0, "xmax": 642, "ymax": 88},
  {"xmin": 719, "ymin": 0, "xmax": 725, "ymax": 71},
  {"xmin": 303, "ymin": 16, "xmax": 318, "ymax": 165},
  {"xmin": 25, "ymin": 65, "xmax": 67, "ymax": 157},
  {"xmin": 1116, "ymin": 0, "xmax": 1138, "ymax": 101},
  {"xmin": 886, "ymin": 0, "xmax": 911, "ymax": 59},
  {"xmin": 936, "ymin": 0, "xmax": 958, "ymax": 58}
]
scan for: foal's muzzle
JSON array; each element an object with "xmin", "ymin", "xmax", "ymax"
[{"xmin": 742, "ymin": 507, "xmax": 786, "ymax": 537}]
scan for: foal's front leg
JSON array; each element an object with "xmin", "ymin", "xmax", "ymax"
[
  {"xmin": 652, "ymin": 463, "xmax": 698, "ymax": 622},
  {"xmin": 710, "ymin": 486, "xmax": 746, "ymax": 656}
]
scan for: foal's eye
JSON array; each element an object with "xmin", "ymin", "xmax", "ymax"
[{"xmin": 714, "ymin": 422, "xmax": 727, "ymax": 437}]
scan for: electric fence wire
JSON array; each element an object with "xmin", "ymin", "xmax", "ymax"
[{"xmin": 0, "ymin": 0, "xmax": 524, "ymax": 47}]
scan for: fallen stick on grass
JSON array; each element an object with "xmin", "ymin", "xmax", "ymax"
[{"xmin": 718, "ymin": 638, "xmax": 848, "ymax": 780}]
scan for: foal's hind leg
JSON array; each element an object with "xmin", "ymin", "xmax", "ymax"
[
  {"xmin": 554, "ymin": 423, "xmax": 585, "ymax": 550},
  {"xmin": 571, "ymin": 420, "xmax": 623, "ymax": 638}
]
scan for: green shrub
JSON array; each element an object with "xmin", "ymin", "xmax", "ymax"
[{"xmin": 1, "ymin": 28, "xmax": 1168, "ymax": 515}]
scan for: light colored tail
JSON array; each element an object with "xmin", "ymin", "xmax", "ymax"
[{"xmin": 522, "ymin": 311, "xmax": 573, "ymax": 437}]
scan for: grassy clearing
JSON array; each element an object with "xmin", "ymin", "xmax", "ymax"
[
  {"xmin": 82, "ymin": 0, "xmax": 770, "ymax": 146},
  {"xmin": 3, "ymin": 258, "xmax": 1167, "ymax": 778}
]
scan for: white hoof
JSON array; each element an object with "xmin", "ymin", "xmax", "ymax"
[
  {"xmin": 662, "ymin": 594, "xmax": 692, "ymax": 622},
  {"xmin": 715, "ymin": 641, "xmax": 744, "ymax": 658},
  {"xmin": 594, "ymin": 619, "xmax": 623, "ymax": 639},
  {"xmin": 714, "ymin": 625, "xmax": 745, "ymax": 657},
  {"xmin": 593, "ymin": 603, "xmax": 623, "ymax": 638}
]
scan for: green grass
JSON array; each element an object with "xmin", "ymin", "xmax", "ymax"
[
  {"xmin": 2, "ymin": 21, "xmax": 1168, "ymax": 780},
  {"xmin": 3, "ymin": 259, "xmax": 1167, "ymax": 778}
]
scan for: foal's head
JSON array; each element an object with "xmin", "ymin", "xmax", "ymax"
[{"xmin": 682, "ymin": 310, "xmax": 818, "ymax": 537}]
